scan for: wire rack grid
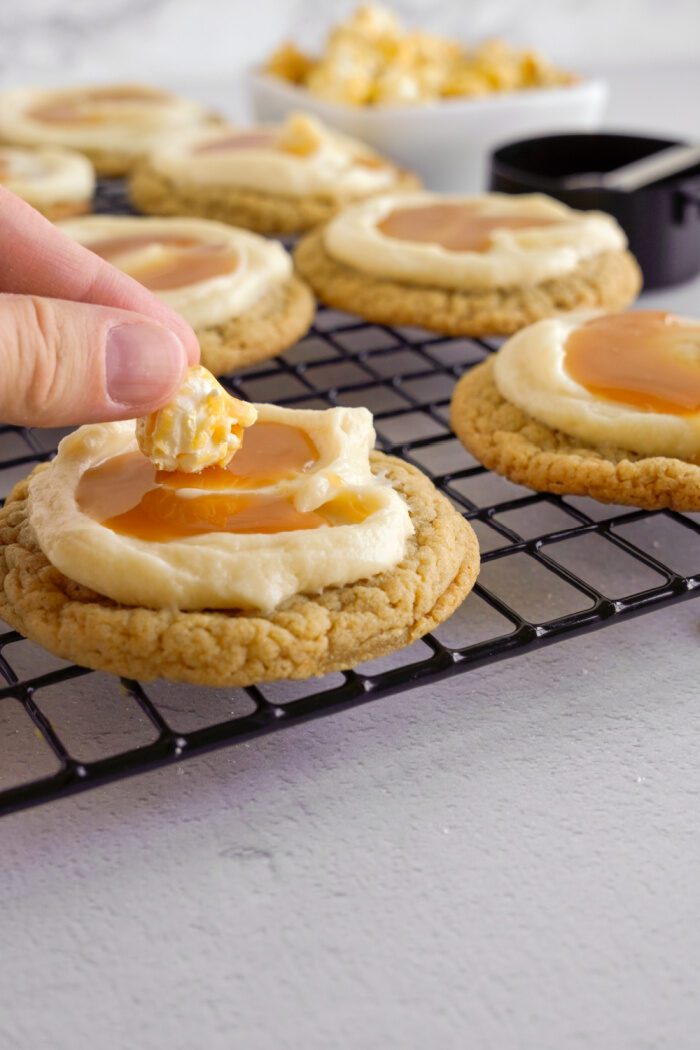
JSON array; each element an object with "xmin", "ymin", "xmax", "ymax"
[{"xmin": 0, "ymin": 180, "xmax": 698, "ymax": 817}]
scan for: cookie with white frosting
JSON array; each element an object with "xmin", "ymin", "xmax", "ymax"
[
  {"xmin": 450, "ymin": 310, "xmax": 700, "ymax": 510},
  {"xmin": 0, "ymin": 400, "xmax": 479, "ymax": 686},
  {"xmin": 0, "ymin": 84, "xmax": 219, "ymax": 176},
  {"xmin": 0, "ymin": 144, "xmax": 95, "ymax": 220},
  {"xmin": 129, "ymin": 112, "xmax": 420, "ymax": 235},
  {"xmin": 59, "ymin": 214, "xmax": 314, "ymax": 374},
  {"xmin": 295, "ymin": 192, "xmax": 642, "ymax": 336}
]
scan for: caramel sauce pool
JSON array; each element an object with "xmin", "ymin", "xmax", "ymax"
[
  {"xmin": 87, "ymin": 232, "xmax": 238, "ymax": 291},
  {"xmin": 76, "ymin": 422, "xmax": 372, "ymax": 542},
  {"xmin": 564, "ymin": 311, "xmax": 700, "ymax": 415},
  {"xmin": 29, "ymin": 86, "xmax": 169, "ymax": 124},
  {"xmin": 378, "ymin": 202, "xmax": 562, "ymax": 252},
  {"xmin": 192, "ymin": 130, "xmax": 277, "ymax": 154},
  {"xmin": 158, "ymin": 420, "xmax": 318, "ymax": 490}
]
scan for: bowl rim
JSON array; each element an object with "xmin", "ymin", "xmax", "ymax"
[{"xmin": 248, "ymin": 68, "xmax": 609, "ymax": 122}]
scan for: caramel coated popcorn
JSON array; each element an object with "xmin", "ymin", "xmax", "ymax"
[
  {"xmin": 264, "ymin": 4, "xmax": 575, "ymax": 107},
  {"xmin": 136, "ymin": 365, "xmax": 257, "ymax": 473}
]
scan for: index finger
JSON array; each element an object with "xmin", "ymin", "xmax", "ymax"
[{"xmin": 0, "ymin": 186, "xmax": 200, "ymax": 364}]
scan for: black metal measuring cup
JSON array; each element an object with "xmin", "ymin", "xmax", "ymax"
[{"xmin": 489, "ymin": 132, "xmax": 700, "ymax": 290}]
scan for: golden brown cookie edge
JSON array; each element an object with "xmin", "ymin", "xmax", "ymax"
[
  {"xmin": 197, "ymin": 274, "xmax": 315, "ymax": 376},
  {"xmin": 129, "ymin": 161, "xmax": 421, "ymax": 234},
  {"xmin": 450, "ymin": 357, "xmax": 700, "ymax": 511},
  {"xmin": 39, "ymin": 199, "xmax": 93, "ymax": 222}
]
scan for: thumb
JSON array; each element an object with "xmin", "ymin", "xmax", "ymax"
[{"xmin": 0, "ymin": 294, "xmax": 189, "ymax": 427}]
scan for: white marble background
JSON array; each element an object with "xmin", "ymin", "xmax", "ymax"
[{"xmin": 1, "ymin": 0, "xmax": 699, "ymax": 102}]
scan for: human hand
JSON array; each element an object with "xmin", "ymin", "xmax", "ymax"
[{"xmin": 0, "ymin": 187, "xmax": 199, "ymax": 427}]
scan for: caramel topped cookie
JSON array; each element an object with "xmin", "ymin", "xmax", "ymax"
[
  {"xmin": 450, "ymin": 311, "xmax": 700, "ymax": 511},
  {"xmin": 295, "ymin": 192, "xmax": 642, "ymax": 336},
  {"xmin": 60, "ymin": 214, "xmax": 314, "ymax": 374},
  {"xmin": 0, "ymin": 84, "xmax": 218, "ymax": 176},
  {"xmin": 0, "ymin": 144, "xmax": 94, "ymax": 220},
  {"xmin": 0, "ymin": 397, "xmax": 479, "ymax": 685},
  {"xmin": 130, "ymin": 112, "xmax": 419, "ymax": 235}
]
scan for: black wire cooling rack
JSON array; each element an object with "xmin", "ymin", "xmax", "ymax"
[{"xmin": 0, "ymin": 180, "xmax": 698, "ymax": 817}]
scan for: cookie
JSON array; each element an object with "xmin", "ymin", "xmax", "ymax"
[
  {"xmin": 0, "ymin": 140, "xmax": 131, "ymax": 178},
  {"xmin": 77, "ymin": 147, "xmax": 144, "ymax": 178},
  {"xmin": 198, "ymin": 274, "xmax": 315, "ymax": 376},
  {"xmin": 294, "ymin": 226, "xmax": 643, "ymax": 338},
  {"xmin": 130, "ymin": 160, "xmax": 420, "ymax": 235},
  {"xmin": 450, "ymin": 357, "xmax": 700, "ymax": 511},
  {"xmin": 72, "ymin": 140, "xmax": 217, "ymax": 178},
  {"xmin": 0, "ymin": 85, "xmax": 221, "ymax": 178},
  {"xmin": 0, "ymin": 453, "xmax": 479, "ymax": 686},
  {"xmin": 58, "ymin": 214, "xmax": 316, "ymax": 376},
  {"xmin": 0, "ymin": 144, "xmax": 95, "ymax": 220},
  {"xmin": 35, "ymin": 199, "xmax": 92, "ymax": 222}
]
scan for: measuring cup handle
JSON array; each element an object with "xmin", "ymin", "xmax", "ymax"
[{"xmin": 676, "ymin": 184, "xmax": 700, "ymax": 221}]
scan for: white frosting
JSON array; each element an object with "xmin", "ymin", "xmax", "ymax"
[
  {"xmin": 0, "ymin": 85, "xmax": 213, "ymax": 157},
  {"xmin": 493, "ymin": 312, "xmax": 700, "ymax": 460},
  {"xmin": 28, "ymin": 404, "xmax": 414, "ymax": 612},
  {"xmin": 146, "ymin": 114, "xmax": 402, "ymax": 200},
  {"xmin": 324, "ymin": 192, "xmax": 628, "ymax": 290},
  {"xmin": 58, "ymin": 215, "xmax": 292, "ymax": 329},
  {"xmin": 0, "ymin": 145, "xmax": 94, "ymax": 205}
]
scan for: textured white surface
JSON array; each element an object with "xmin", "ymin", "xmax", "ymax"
[
  {"xmin": 2, "ymin": 603, "xmax": 700, "ymax": 1050},
  {"xmin": 1, "ymin": 62, "xmax": 700, "ymax": 1050},
  {"xmin": 1, "ymin": 0, "xmax": 699, "ymax": 84}
]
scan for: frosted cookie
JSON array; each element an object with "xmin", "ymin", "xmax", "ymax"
[
  {"xmin": 0, "ymin": 84, "xmax": 217, "ymax": 176},
  {"xmin": 294, "ymin": 191, "xmax": 642, "ymax": 336},
  {"xmin": 450, "ymin": 310, "xmax": 700, "ymax": 511},
  {"xmin": 129, "ymin": 112, "xmax": 420, "ymax": 235},
  {"xmin": 0, "ymin": 375, "xmax": 479, "ymax": 686},
  {"xmin": 59, "ymin": 214, "xmax": 314, "ymax": 374},
  {"xmin": 0, "ymin": 145, "xmax": 95, "ymax": 219}
]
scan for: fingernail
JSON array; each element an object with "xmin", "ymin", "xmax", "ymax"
[{"xmin": 106, "ymin": 323, "xmax": 187, "ymax": 408}]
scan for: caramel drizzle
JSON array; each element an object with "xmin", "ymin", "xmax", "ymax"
[
  {"xmin": 192, "ymin": 130, "xmax": 277, "ymax": 154},
  {"xmin": 378, "ymin": 202, "xmax": 563, "ymax": 252},
  {"xmin": 76, "ymin": 422, "xmax": 373, "ymax": 541},
  {"xmin": 29, "ymin": 86, "xmax": 170, "ymax": 124},
  {"xmin": 564, "ymin": 311, "xmax": 700, "ymax": 415},
  {"xmin": 86, "ymin": 232, "xmax": 238, "ymax": 291}
]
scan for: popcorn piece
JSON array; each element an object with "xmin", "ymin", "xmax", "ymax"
[
  {"xmin": 327, "ymin": 27, "xmax": 386, "ymax": 68},
  {"xmin": 471, "ymin": 40, "xmax": 528, "ymax": 93},
  {"xmin": 397, "ymin": 31, "xmax": 461, "ymax": 68},
  {"xmin": 306, "ymin": 60, "xmax": 375, "ymax": 106},
  {"xmin": 343, "ymin": 3, "xmax": 402, "ymax": 41},
  {"xmin": 441, "ymin": 66, "xmax": 491, "ymax": 98},
  {"xmin": 327, "ymin": 12, "xmax": 400, "ymax": 64},
  {"xmin": 520, "ymin": 50, "xmax": 576, "ymax": 88},
  {"xmin": 275, "ymin": 112, "xmax": 325, "ymax": 156},
  {"xmin": 137, "ymin": 365, "xmax": 257, "ymax": 473},
  {"xmin": 371, "ymin": 67, "xmax": 431, "ymax": 106},
  {"xmin": 264, "ymin": 42, "xmax": 314, "ymax": 84}
]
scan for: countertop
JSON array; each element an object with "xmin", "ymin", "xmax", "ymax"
[{"xmin": 2, "ymin": 66, "xmax": 700, "ymax": 1050}]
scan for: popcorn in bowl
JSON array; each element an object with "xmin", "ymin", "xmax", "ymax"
[{"xmin": 263, "ymin": 3, "xmax": 576, "ymax": 107}]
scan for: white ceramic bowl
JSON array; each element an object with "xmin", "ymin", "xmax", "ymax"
[{"xmin": 248, "ymin": 71, "xmax": 608, "ymax": 193}]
